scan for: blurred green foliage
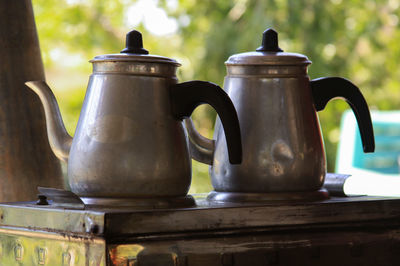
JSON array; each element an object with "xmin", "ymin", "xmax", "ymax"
[{"xmin": 32, "ymin": 0, "xmax": 400, "ymax": 193}]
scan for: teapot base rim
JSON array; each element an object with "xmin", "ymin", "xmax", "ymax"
[
  {"xmin": 206, "ymin": 189, "xmax": 329, "ymax": 204},
  {"xmin": 81, "ymin": 195, "xmax": 195, "ymax": 209}
]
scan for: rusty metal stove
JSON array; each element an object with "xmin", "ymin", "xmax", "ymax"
[{"xmin": 0, "ymin": 193, "xmax": 400, "ymax": 265}]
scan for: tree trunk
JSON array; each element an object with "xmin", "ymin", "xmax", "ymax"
[{"xmin": 0, "ymin": 0, "xmax": 64, "ymax": 201}]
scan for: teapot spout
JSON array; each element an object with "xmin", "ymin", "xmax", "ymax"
[{"xmin": 25, "ymin": 81, "xmax": 72, "ymax": 162}]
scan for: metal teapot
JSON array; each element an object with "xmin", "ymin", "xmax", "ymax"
[
  {"xmin": 188, "ymin": 28, "xmax": 374, "ymax": 201},
  {"xmin": 26, "ymin": 30, "xmax": 242, "ymax": 206}
]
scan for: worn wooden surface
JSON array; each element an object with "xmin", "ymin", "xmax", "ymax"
[{"xmin": 0, "ymin": 0, "xmax": 63, "ymax": 201}]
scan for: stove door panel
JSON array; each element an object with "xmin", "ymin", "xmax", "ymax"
[{"xmin": 0, "ymin": 229, "xmax": 106, "ymax": 265}]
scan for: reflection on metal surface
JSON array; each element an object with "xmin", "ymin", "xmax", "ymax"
[
  {"xmin": 109, "ymin": 245, "xmax": 180, "ymax": 266},
  {"xmin": 62, "ymin": 252, "xmax": 72, "ymax": 266},
  {"xmin": 0, "ymin": 231, "xmax": 105, "ymax": 265},
  {"xmin": 81, "ymin": 195, "xmax": 196, "ymax": 209},
  {"xmin": 92, "ymin": 61, "xmax": 178, "ymax": 77},
  {"xmin": 86, "ymin": 115, "xmax": 137, "ymax": 143},
  {"xmin": 37, "ymin": 247, "xmax": 46, "ymax": 264},
  {"xmin": 227, "ymin": 65, "xmax": 309, "ymax": 77},
  {"xmin": 322, "ymin": 173, "xmax": 351, "ymax": 196},
  {"xmin": 109, "ymin": 244, "xmax": 144, "ymax": 265},
  {"xmin": 14, "ymin": 242, "xmax": 23, "ymax": 261},
  {"xmin": 207, "ymin": 189, "xmax": 329, "ymax": 203}
]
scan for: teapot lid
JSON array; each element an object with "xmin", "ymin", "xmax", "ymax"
[
  {"xmin": 90, "ymin": 30, "xmax": 180, "ymax": 67},
  {"xmin": 225, "ymin": 28, "xmax": 311, "ymax": 66}
]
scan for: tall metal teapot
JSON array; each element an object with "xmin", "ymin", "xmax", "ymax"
[
  {"xmin": 189, "ymin": 28, "xmax": 374, "ymax": 201},
  {"xmin": 26, "ymin": 30, "xmax": 242, "ymax": 206}
]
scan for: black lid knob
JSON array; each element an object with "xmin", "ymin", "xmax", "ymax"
[
  {"xmin": 256, "ymin": 28, "xmax": 283, "ymax": 52},
  {"xmin": 36, "ymin": 194, "xmax": 49, "ymax": 205},
  {"xmin": 120, "ymin": 30, "xmax": 149, "ymax": 54}
]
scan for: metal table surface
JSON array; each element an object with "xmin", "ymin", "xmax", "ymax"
[{"xmin": 0, "ymin": 195, "xmax": 400, "ymax": 265}]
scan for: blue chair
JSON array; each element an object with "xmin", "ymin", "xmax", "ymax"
[{"xmin": 336, "ymin": 110, "xmax": 400, "ymax": 174}]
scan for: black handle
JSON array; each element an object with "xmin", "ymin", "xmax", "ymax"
[
  {"xmin": 170, "ymin": 81, "xmax": 242, "ymax": 164},
  {"xmin": 310, "ymin": 77, "xmax": 375, "ymax": 153}
]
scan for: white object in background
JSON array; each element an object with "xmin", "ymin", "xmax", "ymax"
[{"xmin": 343, "ymin": 168, "xmax": 400, "ymax": 197}]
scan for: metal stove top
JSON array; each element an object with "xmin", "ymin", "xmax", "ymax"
[
  {"xmin": 0, "ymin": 195, "xmax": 400, "ymax": 265},
  {"xmin": 1, "ymin": 194, "xmax": 400, "ymax": 237}
]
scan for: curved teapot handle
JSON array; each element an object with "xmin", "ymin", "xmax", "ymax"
[
  {"xmin": 170, "ymin": 81, "xmax": 242, "ymax": 164},
  {"xmin": 310, "ymin": 77, "xmax": 375, "ymax": 153}
]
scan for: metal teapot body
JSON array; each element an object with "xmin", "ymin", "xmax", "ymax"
[
  {"xmin": 212, "ymin": 68, "xmax": 325, "ymax": 192},
  {"xmin": 26, "ymin": 30, "xmax": 242, "ymax": 202},
  {"xmin": 68, "ymin": 61, "xmax": 190, "ymax": 197}
]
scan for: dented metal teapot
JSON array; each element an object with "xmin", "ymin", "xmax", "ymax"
[
  {"xmin": 189, "ymin": 28, "xmax": 374, "ymax": 200},
  {"xmin": 26, "ymin": 30, "xmax": 242, "ymax": 205}
]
